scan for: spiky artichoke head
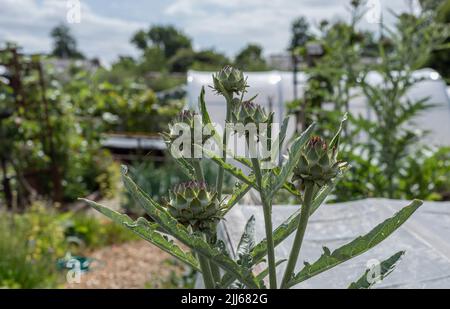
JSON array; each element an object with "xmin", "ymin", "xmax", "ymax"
[
  {"xmin": 293, "ymin": 136, "xmax": 343, "ymax": 187},
  {"xmin": 232, "ymin": 101, "xmax": 270, "ymax": 126},
  {"xmin": 163, "ymin": 110, "xmax": 207, "ymax": 151},
  {"xmin": 213, "ymin": 65, "xmax": 246, "ymax": 95},
  {"xmin": 167, "ymin": 181, "xmax": 224, "ymax": 233}
]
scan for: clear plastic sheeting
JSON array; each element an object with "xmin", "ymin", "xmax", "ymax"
[{"xmin": 218, "ymin": 199, "xmax": 450, "ymax": 288}]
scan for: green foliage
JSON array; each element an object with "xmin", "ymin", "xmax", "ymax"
[
  {"xmin": 348, "ymin": 251, "xmax": 405, "ymax": 289},
  {"xmin": 50, "ymin": 24, "xmax": 84, "ymax": 59},
  {"xmin": 86, "ymin": 66, "xmax": 422, "ymax": 289},
  {"xmin": 63, "ymin": 211, "xmax": 137, "ymax": 250},
  {"xmin": 234, "ymin": 44, "xmax": 268, "ymax": 71},
  {"xmin": 122, "ymin": 159, "xmax": 233, "ymax": 215},
  {"xmin": 287, "ymin": 6, "xmax": 450, "ymax": 201},
  {"xmin": 425, "ymin": 0, "xmax": 450, "ymax": 80},
  {"xmin": 130, "ymin": 25, "xmax": 231, "ymax": 73},
  {"xmin": 0, "ymin": 202, "xmax": 138, "ymax": 288},
  {"xmin": 287, "ymin": 200, "xmax": 421, "ymax": 288},
  {"xmin": 0, "ymin": 204, "xmax": 66, "ymax": 288},
  {"xmin": 289, "ymin": 17, "xmax": 312, "ymax": 50},
  {"xmin": 0, "ymin": 52, "xmax": 118, "ymax": 203}
]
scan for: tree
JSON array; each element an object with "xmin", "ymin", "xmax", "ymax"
[
  {"xmin": 50, "ymin": 24, "xmax": 84, "ymax": 59},
  {"xmin": 234, "ymin": 43, "xmax": 267, "ymax": 71},
  {"xmin": 169, "ymin": 49, "xmax": 230, "ymax": 72},
  {"xmin": 423, "ymin": 0, "xmax": 450, "ymax": 80},
  {"xmin": 131, "ymin": 25, "xmax": 192, "ymax": 59},
  {"xmin": 289, "ymin": 17, "xmax": 312, "ymax": 51}
]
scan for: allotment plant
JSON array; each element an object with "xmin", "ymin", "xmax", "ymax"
[{"xmin": 83, "ymin": 66, "xmax": 422, "ymax": 289}]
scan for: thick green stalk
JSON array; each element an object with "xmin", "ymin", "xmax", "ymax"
[
  {"xmin": 252, "ymin": 158, "xmax": 277, "ymax": 289},
  {"xmin": 280, "ymin": 182, "xmax": 315, "ymax": 288},
  {"xmin": 197, "ymin": 253, "xmax": 215, "ymax": 288},
  {"xmin": 192, "ymin": 159, "xmax": 204, "ymax": 182},
  {"xmin": 216, "ymin": 93, "xmax": 232, "ymax": 199}
]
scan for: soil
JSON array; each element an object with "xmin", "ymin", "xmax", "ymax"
[{"xmin": 65, "ymin": 240, "xmax": 182, "ymax": 289}]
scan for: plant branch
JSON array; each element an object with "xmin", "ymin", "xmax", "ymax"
[
  {"xmin": 216, "ymin": 92, "xmax": 232, "ymax": 199},
  {"xmin": 252, "ymin": 157, "xmax": 277, "ymax": 289},
  {"xmin": 281, "ymin": 182, "xmax": 315, "ymax": 288}
]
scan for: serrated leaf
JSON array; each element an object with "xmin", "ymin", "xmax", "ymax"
[
  {"xmin": 174, "ymin": 157, "xmax": 196, "ymax": 180},
  {"xmin": 268, "ymin": 123, "xmax": 315, "ymax": 198},
  {"xmin": 220, "ymin": 259, "xmax": 286, "ymax": 289},
  {"xmin": 80, "ymin": 199, "xmax": 200, "ymax": 271},
  {"xmin": 198, "ymin": 145, "xmax": 258, "ymax": 188},
  {"xmin": 236, "ymin": 215, "xmax": 256, "ymax": 260},
  {"xmin": 120, "ymin": 170, "xmax": 260, "ymax": 288},
  {"xmin": 329, "ymin": 113, "xmax": 347, "ymax": 160},
  {"xmin": 287, "ymin": 200, "xmax": 422, "ymax": 288},
  {"xmin": 224, "ymin": 183, "xmax": 251, "ymax": 215},
  {"xmin": 348, "ymin": 251, "xmax": 405, "ymax": 289}
]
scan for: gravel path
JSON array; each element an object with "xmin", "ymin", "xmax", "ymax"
[{"xmin": 66, "ymin": 240, "xmax": 182, "ymax": 289}]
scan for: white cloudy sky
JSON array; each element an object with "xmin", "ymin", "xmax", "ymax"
[{"xmin": 0, "ymin": 0, "xmax": 421, "ymax": 64}]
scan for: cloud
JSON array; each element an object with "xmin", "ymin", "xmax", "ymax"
[
  {"xmin": 0, "ymin": 0, "xmax": 422, "ymax": 63},
  {"xmin": 0, "ymin": 0, "xmax": 145, "ymax": 64},
  {"xmin": 163, "ymin": 0, "xmax": 421, "ymax": 57}
]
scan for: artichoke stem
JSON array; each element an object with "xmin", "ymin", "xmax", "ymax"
[
  {"xmin": 281, "ymin": 182, "xmax": 315, "ymax": 288},
  {"xmin": 252, "ymin": 157, "xmax": 277, "ymax": 289},
  {"xmin": 197, "ymin": 253, "xmax": 215, "ymax": 288},
  {"xmin": 216, "ymin": 93, "xmax": 232, "ymax": 199}
]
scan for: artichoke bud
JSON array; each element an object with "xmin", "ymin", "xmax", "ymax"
[
  {"xmin": 293, "ymin": 136, "xmax": 343, "ymax": 187},
  {"xmin": 164, "ymin": 110, "xmax": 208, "ymax": 150},
  {"xmin": 212, "ymin": 65, "xmax": 246, "ymax": 96},
  {"xmin": 232, "ymin": 101, "xmax": 270, "ymax": 126},
  {"xmin": 166, "ymin": 181, "xmax": 225, "ymax": 233}
]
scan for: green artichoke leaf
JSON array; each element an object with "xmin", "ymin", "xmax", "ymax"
[
  {"xmin": 348, "ymin": 251, "xmax": 405, "ymax": 289},
  {"xmin": 236, "ymin": 215, "xmax": 256, "ymax": 264},
  {"xmin": 268, "ymin": 123, "xmax": 316, "ymax": 198},
  {"xmin": 198, "ymin": 86, "xmax": 222, "ymax": 147},
  {"xmin": 224, "ymin": 183, "xmax": 251, "ymax": 215},
  {"xmin": 198, "ymin": 145, "xmax": 258, "ymax": 189},
  {"xmin": 287, "ymin": 200, "xmax": 422, "ymax": 288},
  {"xmin": 329, "ymin": 113, "xmax": 348, "ymax": 160},
  {"xmin": 79, "ymin": 199, "xmax": 200, "ymax": 271},
  {"xmin": 174, "ymin": 157, "xmax": 196, "ymax": 180},
  {"xmin": 270, "ymin": 116, "xmax": 290, "ymax": 158}
]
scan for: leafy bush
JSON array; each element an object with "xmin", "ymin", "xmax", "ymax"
[
  {"xmin": 0, "ymin": 50, "xmax": 119, "ymax": 204},
  {"xmin": 331, "ymin": 146, "xmax": 450, "ymax": 202},
  {"xmin": 0, "ymin": 204, "xmax": 65, "ymax": 288},
  {"xmin": 0, "ymin": 202, "xmax": 137, "ymax": 288},
  {"xmin": 62, "ymin": 212, "xmax": 137, "ymax": 250}
]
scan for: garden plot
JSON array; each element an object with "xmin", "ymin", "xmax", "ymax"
[{"xmin": 217, "ymin": 199, "xmax": 450, "ymax": 288}]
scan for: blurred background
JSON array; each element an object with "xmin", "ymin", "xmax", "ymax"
[{"xmin": 0, "ymin": 0, "xmax": 449, "ymax": 288}]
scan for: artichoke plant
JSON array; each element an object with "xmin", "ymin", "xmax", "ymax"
[
  {"xmin": 84, "ymin": 65, "xmax": 422, "ymax": 290},
  {"xmin": 167, "ymin": 181, "xmax": 224, "ymax": 234},
  {"xmin": 212, "ymin": 65, "xmax": 246, "ymax": 96}
]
